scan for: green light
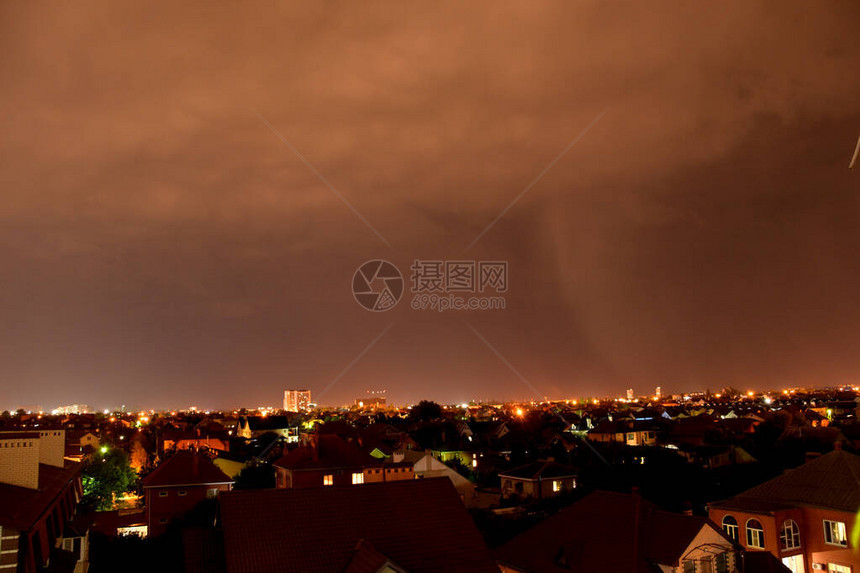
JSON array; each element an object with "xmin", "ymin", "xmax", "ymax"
[{"xmin": 100, "ymin": 446, "xmax": 108, "ymax": 454}]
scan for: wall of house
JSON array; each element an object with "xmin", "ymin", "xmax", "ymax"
[
  {"xmin": 37, "ymin": 430, "xmax": 65, "ymax": 467},
  {"xmin": 708, "ymin": 505, "xmax": 860, "ymax": 573},
  {"xmin": 0, "ymin": 435, "xmax": 39, "ymax": 489},
  {"xmin": 145, "ymin": 483, "xmax": 231, "ymax": 538}
]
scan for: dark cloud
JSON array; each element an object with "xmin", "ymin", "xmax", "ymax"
[{"xmin": 1, "ymin": 1, "xmax": 859, "ymax": 409}]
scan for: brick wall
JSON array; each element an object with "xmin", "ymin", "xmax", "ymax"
[
  {"xmin": 38, "ymin": 430, "xmax": 66, "ymax": 468},
  {"xmin": 0, "ymin": 436, "xmax": 39, "ymax": 489}
]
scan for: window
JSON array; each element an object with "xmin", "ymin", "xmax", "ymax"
[
  {"xmin": 159, "ymin": 518, "xmax": 168, "ymax": 524},
  {"xmin": 780, "ymin": 520, "xmax": 800, "ymax": 550},
  {"xmin": 352, "ymin": 472, "xmax": 364, "ymax": 485},
  {"xmin": 746, "ymin": 519, "xmax": 765, "ymax": 549},
  {"xmin": 683, "ymin": 560, "xmax": 695, "ymax": 573},
  {"xmin": 158, "ymin": 491, "xmax": 168, "ymax": 497},
  {"xmin": 722, "ymin": 515, "xmax": 739, "ymax": 541},
  {"xmin": 552, "ymin": 480, "xmax": 562, "ymax": 492},
  {"xmin": 323, "ymin": 474, "xmax": 333, "ymax": 486},
  {"xmin": 177, "ymin": 490, "xmax": 187, "ymax": 497},
  {"xmin": 824, "ymin": 520, "xmax": 847, "ymax": 546},
  {"xmin": 828, "ymin": 565, "xmax": 851, "ymax": 573},
  {"xmin": 206, "ymin": 488, "xmax": 219, "ymax": 499}
]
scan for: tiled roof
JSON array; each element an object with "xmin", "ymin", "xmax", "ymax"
[
  {"xmin": 219, "ymin": 478, "xmax": 498, "ymax": 573},
  {"xmin": 495, "ymin": 490, "xmax": 725, "ymax": 573},
  {"xmin": 498, "ymin": 460, "xmax": 577, "ymax": 480},
  {"xmin": 272, "ymin": 435, "xmax": 376, "ymax": 471},
  {"xmin": 342, "ymin": 540, "xmax": 405, "ymax": 573},
  {"xmin": 717, "ymin": 449, "xmax": 860, "ymax": 513},
  {"xmin": 142, "ymin": 450, "xmax": 233, "ymax": 488},
  {"xmin": 0, "ymin": 461, "xmax": 82, "ymax": 530}
]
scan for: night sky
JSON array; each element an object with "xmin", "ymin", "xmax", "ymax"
[{"xmin": 2, "ymin": 2, "xmax": 859, "ymax": 410}]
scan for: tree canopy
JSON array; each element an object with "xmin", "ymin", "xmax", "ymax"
[{"xmin": 82, "ymin": 447, "xmax": 138, "ymax": 511}]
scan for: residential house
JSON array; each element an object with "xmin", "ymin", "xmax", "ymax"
[
  {"xmin": 498, "ymin": 459, "xmax": 577, "ymax": 501},
  {"xmin": 0, "ymin": 430, "xmax": 85, "ymax": 573},
  {"xmin": 496, "ymin": 490, "xmax": 743, "ymax": 573},
  {"xmin": 709, "ymin": 448, "xmax": 860, "ymax": 573},
  {"xmin": 141, "ymin": 450, "xmax": 233, "ymax": 538},
  {"xmin": 393, "ymin": 449, "xmax": 478, "ymax": 506},
  {"xmin": 236, "ymin": 415, "xmax": 297, "ymax": 441},
  {"xmin": 588, "ymin": 419, "xmax": 658, "ymax": 446},
  {"xmin": 273, "ymin": 434, "xmax": 413, "ymax": 489}
]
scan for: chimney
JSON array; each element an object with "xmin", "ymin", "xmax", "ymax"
[{"xmin": 38, "ymin": 430, "xmax": 66, "ymax": 468}]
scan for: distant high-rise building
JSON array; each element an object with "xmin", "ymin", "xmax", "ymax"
[
  {"xmin": 284, "ymin": 390, "xmax": 312, "ymax": 412},
  {"xmin": 655, "ymin": 386, "xmax": 663, "ymax": 399},
  {"xmin": 354, "ymin": 390, "xmax": 387, "ymax": 409},
  {"xmin": 51, "ymin": 404, "xmax": 92, "ymax": 415},
  {"xmin": 626, "ymin": 388, "xmax": 634, "ymax": 401}
]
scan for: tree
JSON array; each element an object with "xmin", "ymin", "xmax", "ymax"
[
  {"xmin": 411, "ymin": 400, "xmax": 443, "ymax": 421},
  {"xmin": 233, "ymin": 463, "xmax": 275, "ymax": 490},
  {"xmin": 82, "ymin": 447, "xmax": 138, "ymax": 510}
]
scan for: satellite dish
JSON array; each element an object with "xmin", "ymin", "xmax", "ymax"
[{"xmin": 850, "ymin": 134, "xmax": 860, "ymax": 169}]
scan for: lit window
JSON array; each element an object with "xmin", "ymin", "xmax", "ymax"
[
  {"xmin": 746, "ymin": 519, "xmax": 764, "ymax": 549},
  {"xmin": 824, "ymin": 520, "xmax": 847, "ymax": 547},
  {"xmin": 324, "ymin": 474, "xmax": 333, "ymax": 486},
  {"xmin": 780, "ymin": 519, "xmax": 800, "ymax": 550},
  {"xmin": 722, "ymin": 515, "xmax": 739, "ymax": 542},
  {"xmin": 552, "ymin": 480, "xmax": 562, "ymax": 492},
  {"xmin": 352, "ymin": 472, "xmax": 364, "ymax": 485},
  {"xmin": 828, "ymin": 564, "xmax": 851, "ymax": 573},
  {"xmin": 206, "ymin": 488, "xmax": 219, "ymax": 499}
]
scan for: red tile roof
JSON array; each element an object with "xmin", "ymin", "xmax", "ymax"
[
  {"xmin": 272, "ymin": 434, "xmax": 376, "ymax": 471},
  {"xmin": 711, "ymin": 449, "xmax": 860, "ymax": 513},
  {"xmin": 0, "ymin": 461, "xmax": 82, "ymax": 530},
  {"xmin": 495, "ymin": 490, "xmax": 730, "ymax": 573},
  {"xmin": 142, "ymin": 450, "xmax": 233, "ymax": 488},
  {"xmin": 219, "ymin": 478, "xmax": 498, "ymax": 573}
]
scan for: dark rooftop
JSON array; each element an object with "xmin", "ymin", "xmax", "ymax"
[{"xmin": 219, "ymin": 478, "xmax": 498, "ymax": 573}]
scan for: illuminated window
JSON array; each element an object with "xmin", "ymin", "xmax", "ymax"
[
  {"xmin": 824, "ymin": 520, "xmax": 847, "ymax": 546},
  {"xmin": 828, "ymin": 565, "xmax": 851, "ymax": 573},
  {"xmin": 722, "ymin": 515, "xmax": 739, "ymax": 542},
  {"xmin": 323, "ymin": 474, "xmax": 333, "ymax": 486},
  {"xmin": 206, "ymin": 488, "xmax": 219, "ymax": 499},
  {"xmin": 352, "ymin": 472, "xmax": 364, "ymax": 485},
  {"xmin": 746, "ymin": 519, "xmax": 764, "ymax": 549},
  {"xmin": 780, "ymin": 519, "xmax": 800, "ymax": 550},
  {"xmin": 552, "ymin": 480, "xmax": 562, "ymax": 492}
]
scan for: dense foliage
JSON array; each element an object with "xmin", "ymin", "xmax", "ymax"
[{"xmin": 81, "ymin": 447, "xmax": 138, "ymax": 510}]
